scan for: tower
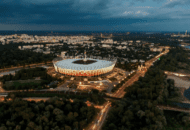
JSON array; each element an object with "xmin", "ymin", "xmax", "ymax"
[
  {"xmin": 185, "ymin": 30, "xmax": 187, "ymax": 35},
  {"xmin": 83, "ymin": 50, "xmax": 87, "ymax": 62}
]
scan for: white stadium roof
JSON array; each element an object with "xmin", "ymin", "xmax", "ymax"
[{"xmin": 55, "ymin": 58, "xmax": 115, "ymax": 71}]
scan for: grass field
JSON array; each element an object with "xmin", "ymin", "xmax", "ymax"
[{"xmin": 5, "ymin": 79, "xmax": 42, "ymax": 87}]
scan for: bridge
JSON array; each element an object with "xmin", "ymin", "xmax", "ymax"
[
  {"xmin": 164, "ymin": 71, "xmax": 190, "ymax": 77},
  {"xmin": 0, "ymin": 93, "xmax": 8, "ymax": 97}
]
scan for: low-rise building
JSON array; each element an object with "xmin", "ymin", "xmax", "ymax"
[
  {"xmin": 150, "ymin": 48, "xmax": 163, "ymax": 52},
  {"xmin": 121, "ymin": 42, "xmax": 128, "ymax": 45},
  {"xmin": 131, "ymin": 59, "xmax": 138, "ymax": 63},
  {"xmin": 139, "ymin": 59, "xmax": 145, "ymax": 63},
  {"xmin": 102, "ymin": 44, "xmax": 112, "ymax": 48}
]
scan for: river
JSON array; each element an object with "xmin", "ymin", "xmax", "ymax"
[{"xmin": 184, "ymin": 87, "xmax": 190, "ymax": 100}]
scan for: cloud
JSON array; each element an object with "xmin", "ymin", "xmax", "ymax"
[
  {"xmin": 0, "ymin": 0, "xmax": 189, "ymax": 31},
  {"xmin": 161, "ymin": 0, "xmax": 190, "ymax": 8},
  {"xmin": 152, "ymin": 0, "xmax": 164, "ymax": 3},
  {"xmin": 134, "ymin": 0, "xmax": 146, "ymax": 2}
]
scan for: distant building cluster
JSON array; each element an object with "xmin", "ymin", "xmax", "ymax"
[
  {"xmin": 171, "ymin": 30, "xmax": 190, "ymax": 37},
  {"xmin": 0, "ymin": 34, "xmax": 92, "ymax": 45},
  {"xmin": 101, "ymin": 39, "xmax": 116, "ymax": 44},
  {"xmin": 0, "ymin": 33, "xmax": 169, "ymax": 68},
  {"xmin": 150, "ymin": 47, "xmax": 163, "ymax": 52}
]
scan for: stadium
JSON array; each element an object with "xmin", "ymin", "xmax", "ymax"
[{"xmin": 52, "ymin": 52, "xmax": 117, "ymax": 77}]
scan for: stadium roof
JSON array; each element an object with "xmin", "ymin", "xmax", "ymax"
[{"xmin": 55, "ymin": 58, "xmax": 115, "ymax": 71}]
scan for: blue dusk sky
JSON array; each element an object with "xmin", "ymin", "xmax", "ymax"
[{"xmin": 0, "ymin": 0, "xmax": 189, "ymax": 32}]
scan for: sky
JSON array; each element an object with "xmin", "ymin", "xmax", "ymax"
[{"xmin": 0, "ymin": 0, "xmax": 190, "ymax": 32}]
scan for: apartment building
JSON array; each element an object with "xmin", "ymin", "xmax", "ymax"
[
  {"xmin": 102, "ymin": 44, "xmax": 112, "ymax": 48},
  {"xmin": 101, "ymin": 39, "xmax": 114, "ymax": 44}
]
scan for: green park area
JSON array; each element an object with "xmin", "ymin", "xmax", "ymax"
[
  {"xmin": 1, "ymin": 67, "xmax": 60, "ymax": 90},
  {"xmin": 164, "ymin": 110, "xmax": 190, "ymax": 130},
  {"xmin": 154, "ymin": 47, "xmax": 190, "ymax": 72},
  {"xmin": 0, "ymin": 96, "xmax": 98, "ymax": 130},
  {"xmin": 4, "ymin": 79, "xmax": 42, "ymax": 90}
]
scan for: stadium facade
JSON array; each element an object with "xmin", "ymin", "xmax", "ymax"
[{"xmin": 53, "ymin": 55, "xmax": 117, "ymax": 77}]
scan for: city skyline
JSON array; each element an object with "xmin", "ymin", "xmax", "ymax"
[{"xmin": 0, "ymin": 0, "xmax": 190, "ymax": 31}]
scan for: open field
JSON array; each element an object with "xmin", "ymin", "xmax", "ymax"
[
  {"xmin": 167, "ymin": 75, "xmax": 190, "ymax": 103},
  {"xmin": 167, "ymin": 75, "xmax": 190, "ymax": 89}
]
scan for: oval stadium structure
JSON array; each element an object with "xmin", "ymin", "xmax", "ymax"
[{"xmin": 53, "ymin": 56, "xmax": 117, "ymax": 76}]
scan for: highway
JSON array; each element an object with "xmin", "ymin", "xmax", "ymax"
[
  {"xmin": 113, "ymin": 71, "xmax": 143, "ymax": 98},
  {"xmin": 88, "ymin": 101, "xmax": 111, "ymax": 130},
  {"xmin": 89, "ymin": 49, "xmax": 171, "ymax": 130},
  {"xmin": 111, "ymin": 49, "xmax": 169, "ymax": 99}
]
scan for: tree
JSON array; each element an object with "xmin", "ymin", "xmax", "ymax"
[
  {"xmin": 0, "ymin": 126, "xmax": 7, "ymax": 130},
  {"xmin": 53, "ymin": 108, "xmax": 63, "ymax": 115},
  {"xmin": 79, "ymin": 120, "xmax": 86, "ymax": 129},
  {"xmin": 74, "ymin": 112, "xmax": 79, "ymax": 118},
  {"xmin": 73, "ymin": 121, "xmax": 78, "ymax": 130},
  {"xmin": 108, "ymin": 123, "xmax": 117, "ymax": 129},
  {"xmin": 137, "ymin": 110, "xmax": 145, "ymax": 119},
  {"xmin": 65, "ymin": 125, "xmax": 72, "ymax": 130},
  {"xmin": 27, "ymin": 121, "xmax": 36, "ymax": 129}
]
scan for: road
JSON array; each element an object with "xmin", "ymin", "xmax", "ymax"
[
  {"xmin": 112, "ymin": 71, "xmax": 143, "ymax": 98},
  {"xmin": 88, "ymin": 101, "xmax": 111, "ymax": 130},
  {"xmin": 22, "ymin": 97, "xmax": 49, "ymax": 102},
  {"xmin": 93, "ymin": 49, "xmax": 170, "ymax": 130},
  {"xmin": 111, "ymin": 49, "xmax": 170, "ymax": 98},
  {"xmin": 96, "ymin": 104, "xmax": 111, "ymax": 130},
  {"xmin": 157, "ymin": 104, "xmax": 190, "ymax": 113}
]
